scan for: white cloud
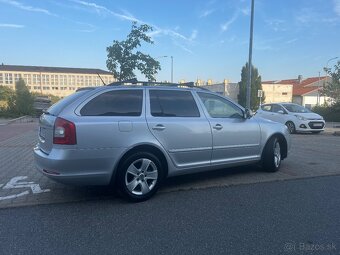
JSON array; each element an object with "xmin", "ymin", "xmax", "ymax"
[
  {"xmin": 241, "ymin": 8, "xmax": 250, "ymax": 16},
  {"xmin": 221, "ymin": 12, "xmax": 238, "ymax": 32},
  {"xmin": 334, "ymin": 0, "xmax": 340, "ymax": 16},
  {"xmin": 71, "ymin": 0, "xmax": 196, "ymax": 52},
  {"xmin": 0, "ymin": 0, "xmax": 56, "ymax": 16},
  {"xmin": 190, "ymin": 30, "xmax": 198, "ymax": 41},
  {"xmin": 71, "ymin": 0, "xmax": 143, "ymax": 23},
  {"xmin": 0, "ymin": 23, "xmax": 24, "ymax": 28},
  {"xmin": 199, "ymin": 9, "xmax": 214, "ymax": 18},
  {"xmin": 286, "ymin": 38, "xmax": 298, "ymax": 44},
  {"xmin": 265, "ymin": 19, "xmax": 286, "ymax": 32}
]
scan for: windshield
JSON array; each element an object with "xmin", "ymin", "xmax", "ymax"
[{"xmin": 283, "ymin": 104, "xmax": 311, "ymax": 113}]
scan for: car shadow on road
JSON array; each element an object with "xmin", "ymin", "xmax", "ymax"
[{"xmin": 163, "ymin": 164, "xmax": 262, "ymax": 190}]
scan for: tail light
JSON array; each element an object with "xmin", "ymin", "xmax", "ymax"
[{"xmin": 53, "ymin": 117, "xmax": 77, "ymax": 145}]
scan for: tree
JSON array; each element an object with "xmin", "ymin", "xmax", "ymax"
[
  {"xmin": 9, "ymin": 79, "xmax": 34, "ymax": 115},
  {"xmin": 323, "ymin": 61, "xmax": 340, "ymax": 104},
  {"xmin": 106, "ymin": 22, "xmax": 161, "ymax": 81},
  {"xmin": 238, "ymin": 62, "xmax": 265, "ymax": 110}
]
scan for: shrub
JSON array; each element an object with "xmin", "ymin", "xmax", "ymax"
[{"xmin": 313, "ymin": 102, "xmax": 340, "ymax": 122}]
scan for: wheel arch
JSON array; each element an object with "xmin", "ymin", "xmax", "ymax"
[
  {"xmin": 110, "ymin": 144, "xmax": 169, "ymax": 185},
  {"xmin": 261, "ymin": 133, "xmax": 288, "ymax": 160}
]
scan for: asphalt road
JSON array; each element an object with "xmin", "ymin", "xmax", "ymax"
[{"xmin": 1, "ymin": 175, "xmax": 339, "ymax": 255}]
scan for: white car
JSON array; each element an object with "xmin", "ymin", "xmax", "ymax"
[{"xmin": 256, "ymin": 103, "xmax": 325, "ymax": 134}]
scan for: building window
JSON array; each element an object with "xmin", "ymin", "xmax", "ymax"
[
  {"xmin": 51, "ymin": 75, "xmax": 59, "ymax": 85},
  {"xmin": 77, "ymin": 75, "xmax": 84, "ymax": 86},
  {"xmin": 85, "ymin": 76, "xmax": 90, "ymax": 86},
  {"xmin": 33, "ymin": 74, "xmax": 41, "ymax": 85},
  {"xmin": 42, "ymin": 74, "xmax": 50, "ymax": 85},
  {"xmin": 24, "ymin": 74, "xmax": 32, "ymax": 85},
  {"xmin": 69, "ymin": 75, "xmax": 76, "ymax": 86},
  {"xmin": 5, "ymin": 73, "xmax": 13, "ymax": 84},
  {"xmin": 59, "ymin": 75, "xmax": 67, "ymax": 86},
  {"xmin": 282, "ymin": 92, "xmax": 288, "ymax": 95},
  {"xmin": 33, "ymin": 86, "xmax": 40, "ymax": 90},
  {"xmin": 42, "ymin": 86, "xmax": 50, "ymax": 90},
  {"xmin": 0, "ymin": 73, "xmax": 3, "ymax": 84},
  {"xmin": 14, "ymin": 73, "xmax": 22, "ymax": 82}
]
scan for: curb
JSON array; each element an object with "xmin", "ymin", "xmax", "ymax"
[{"xmin": 0, "ymin": 116, "xmax": 32, "ymax": 126}]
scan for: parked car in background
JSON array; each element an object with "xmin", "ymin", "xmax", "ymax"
[
  {"xmin": 256, "ymin": 103, "xmax": 325, "ymax": 134},
  {"xmin": 34, "ymin": 81, "xmax": 291, "ymax": 202}
]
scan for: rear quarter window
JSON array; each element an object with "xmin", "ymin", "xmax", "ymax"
[
  {"xmin": 47, "ymin": 90, "xmax": 89, "ymax": 116},
  {"xmin": 80, "ymin": 90, "xmax": 143, "ymax": 116}
]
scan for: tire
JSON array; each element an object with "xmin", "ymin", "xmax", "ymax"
[
  {"xmin": 285, "ymin": 121, "xmax": 296, "ymax": 134},
  {"xmin": 116, "ymin": 152, "xmax": 164, "ymax": 202},
  {"xmin": 262, "ymin": 136, "xmax": 281, "ymax": 172}
]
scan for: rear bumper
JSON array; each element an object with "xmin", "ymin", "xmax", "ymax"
[{"xmin": 33, "ymin": 146, "xmax": 121, "ymax": 186}]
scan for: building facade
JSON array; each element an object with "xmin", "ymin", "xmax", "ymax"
[
  {"xmin": 0, "ymin": 65, "xmax": 115, "ymax": 97},
  {"xmin": 198, "ymin": 80, "xmax": 239, "ymax": 102},
  {"xmin": 261, "ymin": 83, "xmax": 293, "ymax": 103},
  {"xmin": 263, "ymin": 76, "xmax": 331, "ymax": 109}
]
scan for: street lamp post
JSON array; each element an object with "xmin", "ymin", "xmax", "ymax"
[{"xmin": 246, "ymin": 0, "xmax": 255, "ymax": 110}]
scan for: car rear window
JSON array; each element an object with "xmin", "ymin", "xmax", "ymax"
[
  {"xmin": 150, "ymin": 90, "xmax": 200, "ymax": 117},
  {"xmin": 80, "ymin": 90, "xmax": 143, "ymax": 116},
  {"xmin": 47, "ymin": 90, "xmax": 89, "ymax": 116}
]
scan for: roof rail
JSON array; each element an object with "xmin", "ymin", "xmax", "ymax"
[{"xmin": 107, "ymin": 78, "xmax": 209, "ymax": 90}]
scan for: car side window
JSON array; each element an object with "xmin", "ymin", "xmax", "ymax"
[
  {"xmin": 150, "ymin": 90, "xmax": 200, "ymax": 117},
  {"xmin": 261, "ymin": 105, "xmax": 272, "ymax": 112},
  {"xmin": 197, "ymin": 92, "xmax": 243, "ymax": 118},
  {"xmin": 80, "ymin": 90, "xmax": 143, "ymax": 116},
  {"xmin": 271, "ymin": 104, "xmax": 284, "ymax": 113}
]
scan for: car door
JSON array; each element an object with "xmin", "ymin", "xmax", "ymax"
[
  {"xmin": 196, "ymin": 92, "xmax": 261, "ymax": 164},
  {"xmin": 146, "ymin": 89, "xmax": 212, "ymax": 168},
  {"xmin": 270, "ymin": 104, "xmax": 287, "ymax": 124},
  {"xmin": 257, "ymin": 104, "xmax": 275, "ymax": 121}
]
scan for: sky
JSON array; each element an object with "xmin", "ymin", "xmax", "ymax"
[{"xmin": 0, "ymin": 0, "xmax": 340, "ymax": 83}]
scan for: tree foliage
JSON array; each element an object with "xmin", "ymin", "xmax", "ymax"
[
  {"xmin": 106, "ymin": 22, "xmax": 161, "ymax": 81},
  {"xmin": 323, "ymin": 61, "xmax": 340, "ymax": 104},
  {"xmin": 238, "ymin": 63, "xmax": 265, "ymax": 110},
  {"xmin": 7, "ymin": 79, "xmax": 34, "ymax": 115}
]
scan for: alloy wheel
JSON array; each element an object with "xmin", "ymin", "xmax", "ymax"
[{"xmin": 125, "ymin": 158, "xmax": 158, "ymax": 196}]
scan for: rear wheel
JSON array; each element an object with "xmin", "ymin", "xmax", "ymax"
[
  {"xmin": 285, "ymin": 121, "xmax": 296, "ymax": 134},
  {"xmin": 117, "ymin": 152, "xmax": 164, "ymax": 202},
  {"xmin": 262, "ymin": 136, "xmax": 281, "ymax": 172}
]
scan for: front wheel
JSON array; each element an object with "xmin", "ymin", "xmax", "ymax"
[
  {"xmin": 117, "ymin": 152, "xmax": 164, "ymax": 202},
  {"xmin": 262, "ymin": 136, "xmax": 281, "ymax": 172},
  {"xmin": 285, "ymin": 121, "xmax": 296, "ymax": 134}
]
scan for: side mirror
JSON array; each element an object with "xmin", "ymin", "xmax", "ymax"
[
  {"xmin": 244, "ymin": 108, "xmax": 253, "ymax": 119},
  {"xmin": 278, "ymin": 110, "xmax": 285, "ymax": 114}
]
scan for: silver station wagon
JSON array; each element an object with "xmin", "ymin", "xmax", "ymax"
[{"xmin": 34, "ymin": 81, "xmax": 291, "ymax": 202}]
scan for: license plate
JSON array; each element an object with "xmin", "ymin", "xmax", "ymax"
[{"xmin": 313, "ymin": 123, "xmax": 323, "ymax": 127}]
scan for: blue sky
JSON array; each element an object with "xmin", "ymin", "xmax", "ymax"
[{"xmin": 0, "ymin": 0, "xmax": 340, "ymax": 83}]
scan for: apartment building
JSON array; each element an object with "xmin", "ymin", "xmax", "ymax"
[{"xmin": 0, "ymin": 64, "xmax": 115, "ymax": 97}]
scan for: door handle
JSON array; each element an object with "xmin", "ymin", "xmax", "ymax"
[
  {"xmin": 152, "ymin": 124, "xmax": 166, "ymax": 131},
  {"xmin": 213, "ymin": 124, "xmax": 223, "ymax": 130}
]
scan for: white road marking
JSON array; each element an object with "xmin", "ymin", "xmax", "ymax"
[
  {"xmin": 2, "ymin": 176, "xmax": 50, "ymax": 194},
  {"xmin": 0, "ymin": 191, "xmax": 30, "ymax": 201},
  {"xmin": 0, "ymin": 176, "xmax": 50, "ymax": 201}
]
